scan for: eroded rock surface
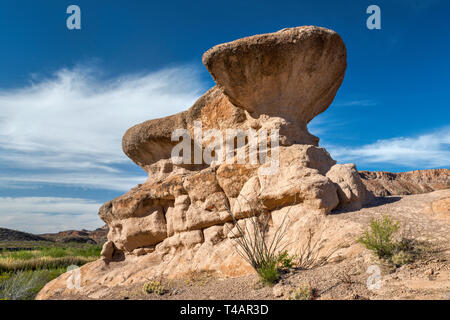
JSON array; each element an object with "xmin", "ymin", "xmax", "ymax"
[
  {"xmin": 38, "ymin": 26, "xmax": 383, "ymax": 299},
  {"xmin": 360, "ymin": 169, "xmax": 449, "ymax": 197}
]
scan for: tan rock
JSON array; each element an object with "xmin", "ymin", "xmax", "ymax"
[
  {"xmin": 203, "ymin": 26, "xmax": 346, "ymax": 145},
  {"xmin": 101, "ymin": 240, "xmax": 115, "ymax": 260},
  {"xmin": 216, "ymin": 163, "xmax": 257, "ymax": 198},
  {"xmin": 326, "ymin": 163, "xmax": 370, "ymax": 210},
  {"xmin": 203, "ymin": 225, "xmax": 226, "ymax": 245},
  {"xmin": 108, "ymin": 210, "xmax": 167, "ymax": 252}
]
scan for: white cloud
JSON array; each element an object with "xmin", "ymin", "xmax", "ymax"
[
  {"xmin": 0, "ymin": 65, "xmax": 205, "ymax": 188},
  {"xmin": 333, "ymin": 99, "xmax": 377, "ymax": 107},
  {"xmin": 327, "ymin": 127, "xmax": 450, "ymax": 169},
  {"xmin": 0, "ymin": 173, "xmax": 145, "ymax": 192},
  {"xmin": 0, "ymin": 197, "xmax": 104, "ymax": 234}
]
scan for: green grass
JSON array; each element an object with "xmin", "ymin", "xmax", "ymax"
[
  {"xmin": 0, "ymin": 256, "xmax": 96, "ymax": 273},
  {"xmin": 0, "ymin": 269, "xmax": 65, "ymax": 300},
  {"xmin": 257, "ymin": 260, "xmax": 279, "ymax": 285}
]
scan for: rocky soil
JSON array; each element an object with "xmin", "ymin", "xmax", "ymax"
[{"xmin": 37, "ymin": 190, "xmax": 450, "ymax": 300}]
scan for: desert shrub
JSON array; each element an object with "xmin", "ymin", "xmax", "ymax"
[
  {"xmin": 0, "ymin": 269, "xmax": 64, "ymax": 300},
  {"xmin": 226, "ymin": 194, "xmax": 291, "ymax": 285},
  {"xmin": 358, "ymin": 216, "xmax": 400, "ymax": 259},
  {"xmin": 257, "ymin": 260, "xmax": 279, "ymax": 285},
  {"xmin": 290, "ymin": 284, "xmax": 314, "ymax": 300},
  {"xmin": 142, "ymin": 281, "xmax": 166, "ymax": 295},
  {"xmin": 277, "ymin": 250, "xmax": 296, "ymax": 269}
]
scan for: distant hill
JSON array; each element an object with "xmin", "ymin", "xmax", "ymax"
[
  {"xmin": 39, "ymin": 225, "xmax": 108, "ymax": 244},
  {"xmin": 0, "ymin": 227, "xmax": 49, "ymax": 242},
  {"xmin": 360, "ymin": 168, "xmax": 450, "ymax": 197},
  {"xmin": 0, "ymin": 225, "xmax": 108, "ymax": 244}
]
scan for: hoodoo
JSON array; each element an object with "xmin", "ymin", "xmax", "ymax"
[{"xmin": 37, "ymin": 26, "xmax": 377, "ymax": 299}]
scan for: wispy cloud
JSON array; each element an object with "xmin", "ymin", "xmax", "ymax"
[
  {"xmin": 0, "ymin": 173, "xmax": 145, "ymax": 192},
  {"xmin": 0, "ymin": 65, "xmax": 205, "ymax": 189},
  {"xmin": 333, "ymin": 99, "xmax": 377, "ymax": 107},
  {"xmin": 327, "ymin": 127, "xmax": 450, "ymax": 169},
  {"xmin": 0, "ymin": 197, "xmax": 104, "ymax": 234}
]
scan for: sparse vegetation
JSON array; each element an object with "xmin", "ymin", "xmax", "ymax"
[
  {"xmin": 0, "ymin": 269, "xmax": 65, "ymax": 300},
  {"xmin": 256, "ymin": 260, "xmax": 279, "ymax": 285},
  {"xmin": 142, "ymin": 281, "xmax": 166, "ymax": 295},
  {"xmin": 277, "ymin": 250, "xmax": 296, "ymax": 269},
  {"xmin": 226, "ymin": 195, "xmax": 291, "ymax": 286},
  {"xmin": 358, "ymin": 216, "xmax": 400, "ymax": 259},
  {"xmin": 391, "ymin": 250, "xmax": 413, "ymax": 267},
  {"xmin": 0, "ymin": 256, "xmax": 96, "ymax": 273},
  {"xmin": 0, "ymin": 244, "xmax": 101, "ymax": 272},
  {"xmin": 358, "ymin": 216, "xmax": 423, "ymax": 267},
  {"xmin": 0, "ymin": 242, "xmax": 101, "ymax": 299},
  {"xmin": 290, "ymin": 284, "xmax": 314, "ymax": 300}
]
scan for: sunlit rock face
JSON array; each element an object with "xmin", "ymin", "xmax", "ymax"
[
  {"xmin": 102, "ymin": 25, "xmax": 368, "ymax": 266},
  {"xmin": 38, "ymin": 26, "xmax": 376, "ymax": 299}
]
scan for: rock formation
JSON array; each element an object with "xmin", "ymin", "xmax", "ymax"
[
  {"xmin": 360, "ymin": 169, "xmax": 449, "ymax": 197},
  {"xmin": 38, "ymin": 26, "xmax": 380, "ymax": 299},
  {"xmin": 101, "ymin": 26, "xmax": 370, "ymax": 258}
]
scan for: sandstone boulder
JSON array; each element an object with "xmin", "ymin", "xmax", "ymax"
[{"xmin": 327, "ymin": 163, "xmax": 371, "ymax": 210}]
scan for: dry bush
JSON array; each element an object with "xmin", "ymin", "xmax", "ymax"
[{"xmin": 225, "ymin": 192, "xmax": 293, "ymax": 285}]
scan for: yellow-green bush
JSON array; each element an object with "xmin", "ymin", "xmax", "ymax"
[
  {"xmin": 290, "ymin": 284, "xmax": 313, "ymax": 300},
  {"xmin": 142, "ymin": 281, "xmax": 166, "ymax": 295}
]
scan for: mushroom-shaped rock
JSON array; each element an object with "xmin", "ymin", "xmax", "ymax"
[
  {"xmin": 203, "ymin": 26, "xmax": 346, "ymax": 133},
  {"xmin": 123, "ymin": 26, "xmax": 346, "ymax": 171}
]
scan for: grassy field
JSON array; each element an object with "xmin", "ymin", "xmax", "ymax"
[{"xmin": 0, "ymin": 242, "xmax": 101, "ymax": 300}]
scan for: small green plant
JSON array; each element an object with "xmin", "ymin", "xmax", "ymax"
[
  {"xmin": 277, "ymin": 250, "xmax": 296, "ymax": 269},
  {"xmin": 290, "ymin": 284, "xmax": 314, "ymax": 300},
  {"xmin": 142, "ymin": 280, "xmax": 166, "ymax": 295},
  {"xmin": 358, "ymin": 216, "xmax": 400, "ymax": 259},
  {"xmin": 256, "ymin": 260, "xmax": 279, "ymax": 285},
  {"xmin": 391, "ymin": 250, "xmax": 413, "ymax": 267}
]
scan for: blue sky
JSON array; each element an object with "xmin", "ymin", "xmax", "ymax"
[{"xmin": 0, "ymin": 0, "xmax": 449, "ymax": 233}]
